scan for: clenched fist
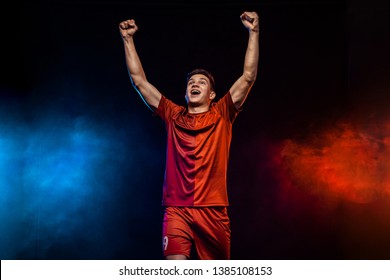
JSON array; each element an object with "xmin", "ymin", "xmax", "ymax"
[
  {"xmin": 240, "ymin": 12, "xmax": 259, "ymax": 32},
  {"xmin": 119, "ymin": 19, "xmax": 138, "ymax": 39}
]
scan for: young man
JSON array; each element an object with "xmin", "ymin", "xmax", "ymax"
[{"xmin": 119, "ymin": 11, "xmax": 259, "ymax": 260}]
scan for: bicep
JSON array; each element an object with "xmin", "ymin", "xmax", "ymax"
[
  {"xmin": 134, "ymin": 80, "xmax": 162, "ymax": 111},
  {"xmin": 229, "ymin": 75, "xmax": 254, "ymax": 109}
]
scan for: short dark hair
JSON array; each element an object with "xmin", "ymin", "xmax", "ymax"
[{"xmin": 186, "ymin": 69, "xmax": 215, "ymax": 90}]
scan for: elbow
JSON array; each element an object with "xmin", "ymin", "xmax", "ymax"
[
  {"xmin": 130, "ymin": 76, "xmax": 146, "ymax": 89},
  {"xmin": 131, "ymin": 78, "xmax": 141, "ymax": 89},
  {"xmin": 243, "ymin": 71, "xmax": 257, "ymax": 84}
]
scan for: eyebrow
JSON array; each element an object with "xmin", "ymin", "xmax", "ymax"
[{"xmin": 188, "ymin": 77, "xmax": 209, "ymax": 83}]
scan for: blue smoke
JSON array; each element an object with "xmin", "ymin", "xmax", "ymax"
[
  {"xmin": 0, "ymin": 81, "xmax": 164, "ymax": 259},
  {"xmin": 0, "ymin": 104, "xmax": 26, "ymax": 259},
  {"xmin": 22, "ymin": 117, "xmax": 120, "ymax": 258}
]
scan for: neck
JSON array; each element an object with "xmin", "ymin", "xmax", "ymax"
[{"xmin": 188, "ymin": 104, "xmax": 210, "ymax": 114}]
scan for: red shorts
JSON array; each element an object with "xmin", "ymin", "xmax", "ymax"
[{"xmin": 162, "ymin": 206, "xmax": 231, "ymax": 260}]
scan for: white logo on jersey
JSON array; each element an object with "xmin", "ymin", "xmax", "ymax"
[{"xmin": 163, "ymin": 236, "xmax": 168, "ymax": 251}]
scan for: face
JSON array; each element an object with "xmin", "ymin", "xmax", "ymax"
[{"xmin": 185, "ymin": 74, "xmax": 215, "ymax": 107}]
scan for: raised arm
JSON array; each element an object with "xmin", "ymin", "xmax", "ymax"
[
  {"xmin": 119, "ymin": 19, "xmax": 162, "ymax": 111},
  {"xmin": 229, "ymin": 12, "xmax": 260, "ymax": 109}
]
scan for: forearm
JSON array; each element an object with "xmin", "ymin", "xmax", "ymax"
[
  {"xmin": 122, "ymin": 37, "xmax": 147, "ymax": 87},
  {"xmin": 243, "ymin": 30, "xmax": 259, "ymax": 83}
]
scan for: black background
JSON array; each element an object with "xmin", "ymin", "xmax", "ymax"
[{"xmin": 1, "ymin": 0, "xmax": 390, "ymax": 260}]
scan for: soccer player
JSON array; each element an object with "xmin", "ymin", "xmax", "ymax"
[{"xmin": 119, "ymin": 11, "xmax": 259, "ymax": 259}]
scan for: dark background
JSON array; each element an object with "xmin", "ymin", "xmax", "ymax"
[{"xmin": 1, "ymin": 0, "xmax": 390, "ymax": 259}]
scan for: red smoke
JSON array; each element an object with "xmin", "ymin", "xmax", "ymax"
[{"xmin": 274, "ymin": 120, "xmax": 390, "ymax": 204}]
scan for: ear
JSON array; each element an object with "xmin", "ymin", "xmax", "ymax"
[{"xmin": 209, "ymin": 91, "xmax": 216, "ymax": 100}]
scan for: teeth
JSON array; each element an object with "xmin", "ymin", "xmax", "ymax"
[{"xmin": 191, "ymin": 90, "xmax": 200, "ymax": 94}]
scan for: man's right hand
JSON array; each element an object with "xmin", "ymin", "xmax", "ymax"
[{"xmin": 119, "ymin": 19, "xmax": 138, "ymax": 39}]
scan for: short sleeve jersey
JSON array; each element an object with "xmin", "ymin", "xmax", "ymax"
[{"xmin": 155, "ymin": 92, "xmax": 240, "ymax": 207}]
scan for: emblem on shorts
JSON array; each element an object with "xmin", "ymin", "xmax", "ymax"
[{"xmin": 163, "ymin": 236, "xmax": 168, "ymax": 251}]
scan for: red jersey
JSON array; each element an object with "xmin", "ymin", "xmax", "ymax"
[{"xmin": 155, "ymin": 92, "xmax": 240, "ymax": 206}]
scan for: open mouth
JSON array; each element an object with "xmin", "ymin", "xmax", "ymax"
[{"xmin": 191, "ymin": 89, "xmax": 201, "ymax": 95}]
